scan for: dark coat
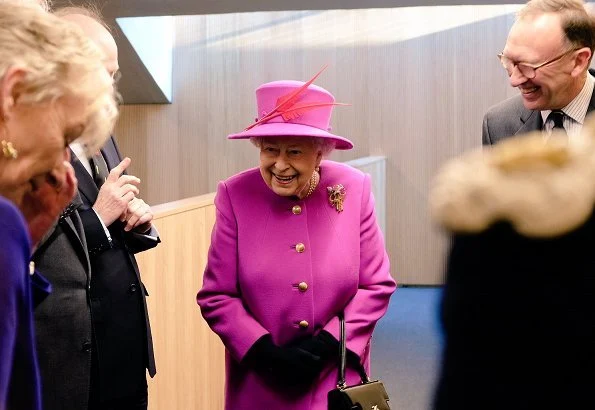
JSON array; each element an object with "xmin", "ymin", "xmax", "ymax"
[
  {"xmin": 73, "ymin": 136, "xmax": 158, "ymax": 402},
  {"xmin": 434, "ymin": 215, "xmax": 595, "ymax": 409},
  {"xmin": 33, "ymin": 193, "xmax": 93, "ymax": 410}
]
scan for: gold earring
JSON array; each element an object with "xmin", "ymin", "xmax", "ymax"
[
  {"xmin": 315, "ymin": 166, "xmax": 320, "ymax": 172},
  {"xmin": 1, "ymin": 140, "xmax": 18, "ymax": 159}
]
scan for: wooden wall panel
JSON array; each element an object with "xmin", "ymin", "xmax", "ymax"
[
  {"xmin": 116, "ymin": 6, "xmax": 517, "ymax": 285},
  {"xmin": 134, "ymin": 194, "xmax": 225, "ymax": 410}
]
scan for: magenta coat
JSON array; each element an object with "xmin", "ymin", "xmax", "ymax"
[{"xmin": 197, "ymin": 160, "xmax": 396, "ymax": 410}]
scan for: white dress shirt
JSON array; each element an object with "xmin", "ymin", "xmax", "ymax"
[
  {"xmin": 69, "ymin": 142, "xmax": 112, "ymax": 242},
  {"xmin": 541, "ymin": 72, "xmax": 595, "ymax": 141}
]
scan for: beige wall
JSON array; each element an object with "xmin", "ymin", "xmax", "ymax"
[
  {"xmin": 135, "ymin": 194, "xmax": 225, "ymax": 410},
  {"xmin": 116, "ymin": 6, "xmax": 519, "ymax": 284}
]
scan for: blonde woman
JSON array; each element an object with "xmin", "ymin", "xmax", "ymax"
[{"xmin": 0, "ymin": 2, "xmax": 117, "ymax": 409}]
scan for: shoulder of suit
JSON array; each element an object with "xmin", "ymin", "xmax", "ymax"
[{"xmin": 485, "ymin": 94, "xmax": 527, "ymax": 120}]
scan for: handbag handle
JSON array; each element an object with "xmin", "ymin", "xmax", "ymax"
[{"xmin": 336, "ymin": 313, "xmax": 371, "ymax": 389}]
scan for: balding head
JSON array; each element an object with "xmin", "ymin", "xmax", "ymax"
[{"xmin": 60, "ymin": 13, "xmax": 118, "ymax": 77}]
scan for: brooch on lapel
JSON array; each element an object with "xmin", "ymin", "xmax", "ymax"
[{"xmin": 327, "ymin": 184, "xmax": 346, "ymax": 213}]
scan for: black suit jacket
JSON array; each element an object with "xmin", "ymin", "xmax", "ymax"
[
  {"xmin": 482, "ymin": 69, "xmax": 595, "ymax": 145},
  {"xmin": 434, "ymin": 217, "xmax": 595, "ymax": 409},
  {"xmin": 73, "ymin": 136, "xmax": 158, "ymax": 401},
  {"xmin": 33, "ymin": 194, "xmax": 93, "ymax": 410}
]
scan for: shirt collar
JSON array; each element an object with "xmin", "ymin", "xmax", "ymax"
[{"xmin": 541, "ymin": 72, "xmax": 594, "ymax": 124}]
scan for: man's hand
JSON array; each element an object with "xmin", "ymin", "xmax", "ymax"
[
  {"xmin": 121, "ymin": 197, "xmax": 153, "ymax": 233},
  {"xmin": 22, "ymin": 161, "xmax": 77, "ymax": 247},
  {"xmin": 93, "ymin": 157, "xmax": 140, "ymax": 227}
]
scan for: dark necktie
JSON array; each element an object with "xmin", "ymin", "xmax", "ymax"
[
  {"xmin": 89, "ymin": 152, "xmax": 109, "ymax": 188},
  {"xmin": 547, "ymin": 110, "xmax": 567, "ymax": 137}
]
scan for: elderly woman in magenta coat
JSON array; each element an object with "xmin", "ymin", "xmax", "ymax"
[{"xmin": 197, "ymin": 68, "xmax": 396, "ymax": 409}]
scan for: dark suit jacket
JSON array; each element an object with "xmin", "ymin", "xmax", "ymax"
[
  {"xmin": 434, "ymin": 216, "xmax": 595, "ymax": 409},
  {"xmin": 73, "ymin": 136, "xmax": 158, "ymax": 401},
  {"xmin": 482, "ymin": 70, "xmax": 595, "ymax": 145},
  {"xmin": 33, "ymin": 194, "xmax": 94, "ymax": 410}
]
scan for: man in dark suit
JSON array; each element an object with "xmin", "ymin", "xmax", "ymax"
[
  {"xmin": 483, "ymin": 0, "xmax": 595, "ymax": 145},
  {"xmin": 33, "ymin": 192, "xmax": 94, "ymax": 410},
  {"xmin": 65, "ymin": 10, "xmax": 159, "ymax": 410},
  {"xmin": 76, "ymin": 141, "xmax": 158, "ymax": 410},
  {"xmin": 34, "ymin": 7, "xmax": 159, "ymax": 410}
]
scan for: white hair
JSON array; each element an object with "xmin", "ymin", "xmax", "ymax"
[
  {"xmin": 0, "ymin": 1, "xmax": 118, "ymax": 153},
  {"xmin": 250, "ymin": 136, "xmax": 336, "ymax": 157}
]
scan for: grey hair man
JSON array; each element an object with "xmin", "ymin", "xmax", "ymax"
[
  {"xmin": 483, "ymin": 0, "xmax": 595, "ymax": 145},
  {"xmin": 33, "ymin": 5, "xmax": 159, "ymax": 410}
]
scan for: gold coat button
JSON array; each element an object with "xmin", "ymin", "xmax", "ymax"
[
  {"xmin": 298, "ymin": 282, "xmax": 308, "ymax": 292},
  {"xmin": 295, "ymin": 243, "xmax": 305, "ymax": 253},
  {"xmin": 292, "ymin": 205, "xmax": 302, "ymax": 215},
  {"xmin": 299, "ymin": 320, "xmax": 309, "ymax": 328}
]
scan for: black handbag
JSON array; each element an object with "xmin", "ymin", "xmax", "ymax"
[{"xmin": 327, "ymin": 314, "xmax": 391, "ymax": 410}]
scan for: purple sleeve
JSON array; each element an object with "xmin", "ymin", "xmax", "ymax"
[
  {"xmin": 0, "ymin": 197, "xmax": 31, "ymax": 406},
  {"xmin": 196, "ymin": 182, "xmax": 268, "ymax": 362},
  {"xmin": 0, "ymin": 196, "xmax": 41, "ymax": 410}
]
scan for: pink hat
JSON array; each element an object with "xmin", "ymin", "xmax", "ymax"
[{"xmin": 228, "ymin": 68, "xmax": 353, "ymax": 150}]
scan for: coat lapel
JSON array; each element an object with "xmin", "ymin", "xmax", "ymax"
[
  {"xmin": 516, "ymin": 108, "xmax": 542, "ymax": 136},
  {"xmin": 71, "ymin": 137, "xmax": 120, "ymax": 206},
  {"xmin": 101, "ymin": 144, "xmax": 119, "ymax": 171},
  {"xmin": 101, "ymin": 136, "xmax": 122, "ymax": 172},
  {"xmin": 61, "ymin": 193, "xmax": 91, "ymax": 274},
  {"xmin": 72, "ymin": 154, "xmax": 99, "ymax": 205}
]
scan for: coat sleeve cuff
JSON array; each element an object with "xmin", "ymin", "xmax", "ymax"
[{"xmin": 78, "ymin": 208, "xmax": 112, "ymax": 255}]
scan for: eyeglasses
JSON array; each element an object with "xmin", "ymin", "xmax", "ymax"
[{"xmin": 497, "ymin": 48, "xmax": 579, "ymax": 79}]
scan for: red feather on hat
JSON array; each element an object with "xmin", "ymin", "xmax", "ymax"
[
  {"xmin": 243, "ymin": 65, "xmax": 348, "ymax": 131},
  {"xmin": 280, "ymin": 102, "xmax": 349, "ymax": 122}
]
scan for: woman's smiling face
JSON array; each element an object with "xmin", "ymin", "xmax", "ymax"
[{"xmin": 259, "ymin": 136, "xmax": 322, "ymax": 199}]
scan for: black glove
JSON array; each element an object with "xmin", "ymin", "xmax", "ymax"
[
  {"xmin": 296, "ymin": 330, "xmax": 340, "ymax": 362},
  {"xmin": 345, "ymin": 347, "xmax": 363, "ymax": 370},
  {"xmin": 243, "ymin": 334, "xmax": 323, "ymax": 387},
  {"xmin": 298, "ymin": 331, "xmax": 363, "ymax": 376}
]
